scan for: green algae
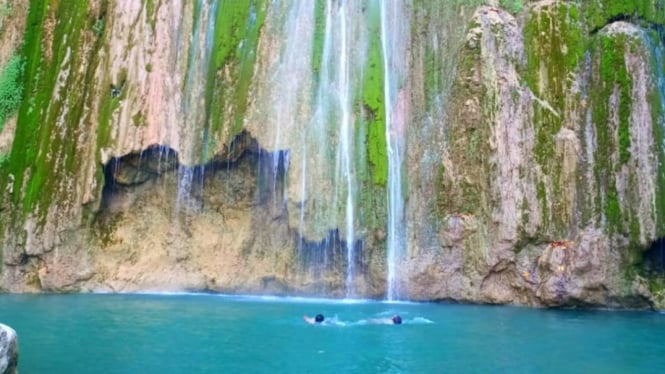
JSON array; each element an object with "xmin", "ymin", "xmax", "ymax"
[{"xmin": 362, "ymin": 2, "xmax": 387, "ymax": 187}]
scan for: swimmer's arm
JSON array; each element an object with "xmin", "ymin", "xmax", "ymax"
[{"xmin": 303, "ymin": 315, "xmax": 315, "ymax": 324}]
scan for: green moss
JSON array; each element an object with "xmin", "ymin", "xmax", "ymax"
[
  {"xmin": 648, "ymin": 33, "xmax": 665, "ymax": 233},
  {"xmin": 605, "ymin": 187, "xmax": 622, "ymax": 231},
  {"xmin": 145, "ymin": 0, "xmax": 157, "ymax": 32},
  {"xmin": 0, "ymin": 54, "xmax": 23, "ymax": 130},
  {"xmin": 520, "ymin": 3, "xmax": 585, "ymax": 234},
  {"xmin": 211, "ymin": 1, "xmax": 262, "ymax": 72},
  {"xmin": 207, "ymin": 0, "xmax": 267, "ymax": 144},
  {"xmin": 590, "ymin": 33, "xmax": 636, "ymax": 231},
  {"xmin": 523, "ymin": 3, "xmax": 583, "ymax": 172},
  {"xmin": 610, "ymin": 37, "xmax": 633, "ymax": 165},
  {"xmin": 362, "ymin": 3, "xmax": 387, "ymax": 187},
  {"xmin": 132, "ymin": 111, "xmax": 145, "ymax": 127},
  {"xmin": 311, "ymin": 0, "xmax": 326, "ymax": 79},
  {"xmin": 647, "ymin": 276, "xmax": 665, "ymax": 306},
  {"xmin": 537, "ymin": 181, "xmax": 549, "ymax": 228},
  {"xmin": 523, "ymin": 3, "xmax": 585, "ymax": 167},
  {"xmin": 583, "ymin": 0, "xmax": 665, "ymax": 31},
  {"xmin": 92, "ymin": 18, "xmax": 104, "ymax": 36},
  {"xmin": 3, "ymin": 0, "xmax": 97, "ymax": 220},
  {"xmin": 499, "ymin": 0, "xmax": 523, "ymax": 14}
]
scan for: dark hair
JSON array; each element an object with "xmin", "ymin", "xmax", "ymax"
[
  {"xmin": 315, "ymin": 314, "xmax": 325, "ymax": 323},
  {"xmin": 392, "ymin": 315, "xmax": 402, "ymax": 325}
]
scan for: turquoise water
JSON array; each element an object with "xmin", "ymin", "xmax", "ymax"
[{"xmin": 1, "ymin": 294, "xmax": 664, "ymax": 373}]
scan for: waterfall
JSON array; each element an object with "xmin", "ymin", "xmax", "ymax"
[
  {"xmin": 648, "ymin": 28, "xmax": 665, "ymax": 144},
  {"xmin": 269, "ymin": 0, "xmax": 312, "ymax": 151},
  {"xmin": 177, "ymin": 0, "xmax": 219, "ymax": 213},
  {"xmin": 381, "ymin": 0, "xmax": 406, "ymax": 301},
  {"xmin": 337, "ymin": 3, "xmax": 356, "ymax": 298},
  {"xmin": 295, "ymin": 0, "xmax": 363, "ymax": 297},
  {"xmin": 646, "ymin": 27, "xmax": 665, "ymax": 273}
]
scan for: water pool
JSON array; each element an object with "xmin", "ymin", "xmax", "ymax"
[{"xmin": 1, "ymin": 293, "xmax": 664, "ymax": 373}]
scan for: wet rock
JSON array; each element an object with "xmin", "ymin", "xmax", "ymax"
[{"xmin": 0, "ymin": 324, "xmax": 18, "ymax": 374}]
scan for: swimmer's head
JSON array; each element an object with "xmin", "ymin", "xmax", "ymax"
[
  {"xmin": 315, "ymin": 314, "xmax": 325, "ymax": 323},
  {"xmin": 392, "ymin": 315, "xmax": 402, "ymax": 325}
]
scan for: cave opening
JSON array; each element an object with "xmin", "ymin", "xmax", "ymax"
[
  {"xmin": 96, "ymin": 131, "xmax": 290, "ymax": 216},
  {"xmin": 642, "ymin": 237, "xmax": 665, "ymax": 276}
]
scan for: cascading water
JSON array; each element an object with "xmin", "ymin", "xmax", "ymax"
[
  {"xmin": 266, "ymin": 0, "xmax": 312, "ymax": 194},
  {"xmin": 381, "ymin": 0, "xmax": 407, "ymax": 301},
  {"xmin": 176, "ymin": 0, "xmax": 219, "ymax": 214},
  {"xmin": 293, "ymin": 0, "xmax": 365, "ymax": 297},
  {"xmin": 337, "ymin": 3, "xmax": 356, "ymax": 299},
  {"xmin": 647, "ymin": 27, "xmax": 665, "ymax": 270}
]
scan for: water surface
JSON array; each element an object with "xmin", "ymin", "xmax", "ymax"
[{"xmin": 1, "ymin": 294, "xmax": 664, "ymax": 373}]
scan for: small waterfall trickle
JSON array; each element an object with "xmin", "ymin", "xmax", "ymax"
[
  {"xmin": 381, "ymin": 0, "xmax": 406, "ymax": 301},
  {"xmin": 176, "ymin": 0, "xmax": 219, "ymax": 215},
  {"xmin": 648, "ymin": 27, "xmax": 665, "ymax": 141}
]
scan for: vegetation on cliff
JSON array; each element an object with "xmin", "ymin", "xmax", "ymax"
[
  {"xmin": 2, "ymin": 0, "xmax": 665, "ymax": 307},
  {"xmin": 362, "ymin": 2, "xmax": 387, "ymax": 187},
  {"xmin": 4, "ymin": 1, "xmax": 97, "ymax": 217},
  {"xmin": 0, "ymin": 54, "xmax": 22, "ymax": 131},
  {"xmin": 208, "ymin": 0, "xmax": 267, "ymax": 142}
]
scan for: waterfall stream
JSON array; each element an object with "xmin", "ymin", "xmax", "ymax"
[
  {"xmin": 647, "ymin": 27, "xmax": 665, "ymax": 152},
  {"xmin": 381, "ymin": 0, "xmax": 406, "ymax": 301},
  {"xmin": 647, "ymin": 27, "xmax": 665, "ymax": 271},
  {"xmin": 304, "ymin": 0, "xmax": 360, "ymax": 297},
  {"xmin": 336, "ymin": 3, "xmax": 357, "ymax": 298},
  {"xmin": 177, "ymin": 0, "xmax": 219, "ymax": 214}
]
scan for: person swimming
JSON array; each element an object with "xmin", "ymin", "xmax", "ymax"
[
  {"xmin": 303, "ymin": 314, "xmax": 325, "ymax": 324},
  {"xmin": 391, "ymin": 315, "xmax": 402, "ymax": 325}
]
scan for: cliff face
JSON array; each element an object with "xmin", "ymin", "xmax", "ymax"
[
  {"xmin": 407, "ymin": 0, "xmax": 665, "ymax": 308},
  {"xmin": 1, "ymin": 0, "xmax": 665, "ymax": 309}
]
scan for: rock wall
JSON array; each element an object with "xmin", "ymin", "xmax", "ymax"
[
  {"xmin": 406, "ymin": 1, "xmax": 665, "ymax": 308},
  {"xmin": 1, "ymin": 0, "xmax": 665, "ymax": 309}
]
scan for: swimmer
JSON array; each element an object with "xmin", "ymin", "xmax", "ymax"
[{"xmin": 303, "ymin": 314, "xmax": 325, "ymax": 325}]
